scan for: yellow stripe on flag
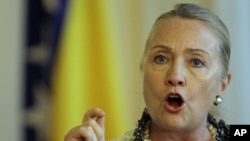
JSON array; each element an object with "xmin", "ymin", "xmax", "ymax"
[{"xmin": 51, "ymin": 1, "xmax": 130, "ymax": 140}]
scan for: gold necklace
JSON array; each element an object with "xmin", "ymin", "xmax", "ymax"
[
  {"xmin": 207, "ymin": 123, "xmax": 217, "ymax": 141},
  {"xmin": 143, "ymin": 122, "xmax": 217, "ymax": 141}
]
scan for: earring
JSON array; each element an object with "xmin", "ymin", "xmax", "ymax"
[{"xmin": 213, "ymin": 95, "xmax": 223, "ymax": 106}]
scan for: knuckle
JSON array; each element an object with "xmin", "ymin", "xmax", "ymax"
[
  {"xmin": 79, "ymin": 126, "xmax": 93, "ymax": 138},
  {"xmin": 85, "ymin": 121, "xmax": 103, "ymax": 136}
]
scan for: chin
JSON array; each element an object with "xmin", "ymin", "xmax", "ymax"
[{"xmin": 155, "ymin": 111, "xmax": 190, "ymax": 130}]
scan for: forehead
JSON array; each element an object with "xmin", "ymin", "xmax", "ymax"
[{"xmin": 149, "ymin": 17, "xmax": 220, "ymax": 53}]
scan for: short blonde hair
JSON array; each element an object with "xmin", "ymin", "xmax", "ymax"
[{"xmin": 140, "ymin": 3, "xmax": 230, "ymax": 82}]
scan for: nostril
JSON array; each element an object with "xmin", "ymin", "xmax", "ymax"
[{"xmin": 167, "ymin": 80, "xmax": 185, "ymax": 86}]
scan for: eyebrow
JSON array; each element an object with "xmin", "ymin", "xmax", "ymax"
[
  {"xmin": 185, "ymin": 48, "xmax": 210, "ymax": 56},
  {"xmin": 151, "ymin": 45, "xmax": 172, "ymax": 52},
  {"xmin": 151, "ymin": 45, "xmax": 210, "ymax": 56}
]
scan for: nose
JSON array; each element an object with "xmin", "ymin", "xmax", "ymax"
[{"xmin": 165, "ymin": 62, "xmax": 186, "ymax": 86}]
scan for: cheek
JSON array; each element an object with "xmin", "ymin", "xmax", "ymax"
[
  {"xmin": 185, "ymin": 63, "xmax": 221, "ymax": 99},
  {"xmin": 188, "ymin": 72, "xmax": 221, "ymax": 106},
  {"xmin": 143, "ymin": 66, "xmax": 165, "ymax": 103},
  {"xmin": 143, "ymin": 63, "xmax": 165, "ymax": 90}
]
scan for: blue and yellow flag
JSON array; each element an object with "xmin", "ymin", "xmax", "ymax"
[{"xmin": 51, "ymin": 1, "xmax": 130, "ymax": 140}]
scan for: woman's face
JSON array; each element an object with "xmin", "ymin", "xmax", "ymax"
[{"xmin": 143, "ymin": 17, "xmax": 229, "ymax": 131}]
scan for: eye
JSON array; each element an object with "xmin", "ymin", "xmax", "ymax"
[
  {"xmin": 154, "ymin": 55, "xmax": 168, "ymax": 64},
  {"xmin": 191, "ymin": 58, "xmax": 204, "ymax": 68}
]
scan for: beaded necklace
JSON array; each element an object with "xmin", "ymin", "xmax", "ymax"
[
  {"xmin": 133, "ymin": 109, "xmax": 230, "ymax": 141},
  {"xmin": 141, "ymin": 120, "xmax": 217, "ymax": 141}
]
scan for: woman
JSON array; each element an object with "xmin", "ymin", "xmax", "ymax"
[{"xmin": 65, "ymin": 3, "xmax": 231, "ymax": 141}]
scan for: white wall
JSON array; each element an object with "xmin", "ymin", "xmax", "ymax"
[
  {"xmin": 212, "ymin": 0, "xmax": 250, "ymax": 124},
  {"xmin": 0, "ymin": 0, "xmax": 24, "ymax": 141}
]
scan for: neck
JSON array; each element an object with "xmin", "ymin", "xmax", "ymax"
[{"xmin": 149, "ymin": 121, "xmax": 212, "ymax": 141}]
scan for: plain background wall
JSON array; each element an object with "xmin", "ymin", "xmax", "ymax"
[
  {"xmin": 0, "ymin": 0, "xmax": 25, "ymax": 141},
  {"xmin": 212, "ymin": 0, "xmax": 250, "ymax": 124},
  {"xmin": 1, "ymin": 0, "xmax": 249, "ymax": 140}
]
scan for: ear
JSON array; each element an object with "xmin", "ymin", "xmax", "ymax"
[{"xmin": 220, "ymin": 73, "xmax": 231, "ymax": 93}]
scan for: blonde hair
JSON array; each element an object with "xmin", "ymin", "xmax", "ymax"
[{"xmin": 140, "ymin": 3, "xmax": 230, "ymax": 82}]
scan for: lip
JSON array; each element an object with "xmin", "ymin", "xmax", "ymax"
[{"xmin": 163, "ymin": 92, "xmax": 185, "ymax": 113}]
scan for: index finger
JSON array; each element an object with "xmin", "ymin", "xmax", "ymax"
[{"xmin": 83, "ymin": 108, "xmax": 105, "ymax": 128}]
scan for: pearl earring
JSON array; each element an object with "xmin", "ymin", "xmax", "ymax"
[{"xmin": 213, "ymin": 95, "xmax": 223, "ymax": 106}]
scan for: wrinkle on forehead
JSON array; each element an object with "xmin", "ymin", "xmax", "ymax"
[{"xmin": 149, "ymin": 17, "xmax": 220, "ymax": 58}]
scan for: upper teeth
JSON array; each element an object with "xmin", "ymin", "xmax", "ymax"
[{"xmin": 169, "ymin": 95, "xmax": 179, "ymax": 98}]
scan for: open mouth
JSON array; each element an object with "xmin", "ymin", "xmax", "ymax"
[{"xmin": 166, "ymin": 94, "xmax": 184, "ymax": 108}]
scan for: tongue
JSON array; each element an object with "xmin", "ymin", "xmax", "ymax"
[
  {"xmin": 165, "ymin": 98, "xmax": 184, "ymax": 112},
  {"xmin": 168, "ymin": 98, "xmax": 182, "ymax": 108},
  {"xmin": 170, "ymin": 101, "xmax": 181, "ymax": 108}
]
